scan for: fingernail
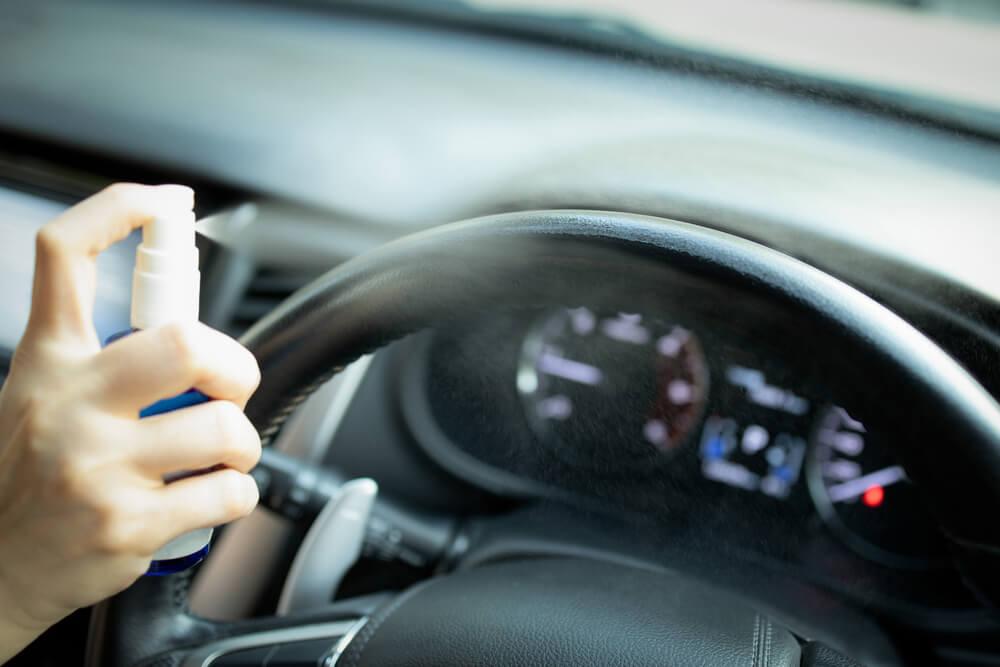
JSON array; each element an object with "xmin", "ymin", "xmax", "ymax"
[{"xmin": 242, "ymin": 473, "xmax": 260, "ymax": 510}]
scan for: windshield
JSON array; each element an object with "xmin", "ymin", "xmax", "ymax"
[{"xmin": 379, "ymin": 0, "xmax": 1000, "ymax": 134}]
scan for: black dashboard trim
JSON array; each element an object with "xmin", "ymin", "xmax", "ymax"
[{"xmin": 396, "ymin": 332, "xmax": 557, "ymax": 501}]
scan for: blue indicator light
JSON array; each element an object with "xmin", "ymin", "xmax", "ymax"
[
  {"xmin": 774, "ymin": 466, "xmax": 793, "ymax": 483},
  {"xmin": 706, "ymin": 437, "xmax": 725, "ymax": 460}
]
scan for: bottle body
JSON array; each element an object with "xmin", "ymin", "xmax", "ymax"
[{"xmin": 106, "ymin": 328, "xmax": 213, "ymax": 575}]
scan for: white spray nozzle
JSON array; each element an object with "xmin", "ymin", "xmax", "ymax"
[
  {"xmin": 130, "ymin": 210, "xmax": 200, "ymax": 330},
  {"xmin": 144, "ymin": 211, "xmax": 196, "ymax": 250}
]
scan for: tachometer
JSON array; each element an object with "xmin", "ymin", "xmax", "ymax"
[
  {"xmin": 517, "ymin": 308, "xmax": 708, "ymax": 469},
  {"xmin": 806, "ymin": 406, "xmax": 946, "ymax": 568}
]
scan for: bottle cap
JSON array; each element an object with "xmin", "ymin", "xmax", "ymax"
[{"xmin": 131, "ymin": 210, "xmax": 200, "ymax": 329}]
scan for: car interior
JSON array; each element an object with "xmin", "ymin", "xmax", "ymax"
[{"xmin": 2, "ymin": 1, "xmax": 1000, "ymax": 665}]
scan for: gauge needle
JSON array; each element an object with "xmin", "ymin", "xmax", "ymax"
[
  {"xmin": 827, "ymin": 465, "xmax": 907, "ymax": 503},
  {"xmin": 537, "ymin": 352, "xmax": 603, "ymax": 386}
]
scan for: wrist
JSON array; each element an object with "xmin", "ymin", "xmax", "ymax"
[
  {"xmin": 0, "ymin": 612, "xmax": 47, "ymax": 665},
  {"xmin": 0, "ymin": 570, "xmax": 53, "ymax": 664}
]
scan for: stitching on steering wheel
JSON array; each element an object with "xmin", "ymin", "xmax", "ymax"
[
  {"xmin": 135, "ymin": 654, "xmax": 181, "ymax": 667},
  {"xmin": 258, "ymin": 365, "xmax": 346, "ymax": 448},
  {"xmin": 766, "ymin": 617, "xmax": 774, "ymax": 666},
  {"xmin": 337, "ymin": 578, "xmax": 436, "ymax": 667}
]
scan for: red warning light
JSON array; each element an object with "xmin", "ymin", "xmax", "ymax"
[{"xmin": 862, "ymin": 485, "xmax": 884, "ymax": 508}]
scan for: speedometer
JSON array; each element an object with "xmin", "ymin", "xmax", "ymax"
[
  {"xmin": 806, "ymin": 406, "xmax": 946, "ymax": 568},
  {"xmin": 517, "ymin": 308, "xmax": 708, "ymax": 470}
]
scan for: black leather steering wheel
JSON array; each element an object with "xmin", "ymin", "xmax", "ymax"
[{"xmin": 86, "ymin": 210, "xmax": 1000, "ymax": 667}]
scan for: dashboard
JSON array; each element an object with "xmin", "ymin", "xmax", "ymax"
[{"xmin": 390, "ymin": 280, "xmax": 976, "ymax": 616}]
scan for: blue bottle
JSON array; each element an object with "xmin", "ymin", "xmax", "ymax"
[{"xmin": 107, "ymin": 210, "xmax": 215, "ymax": 575}]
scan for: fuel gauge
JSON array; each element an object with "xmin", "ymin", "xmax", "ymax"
[{"xmin": 806, "ymin": 406, "xmax": 946, "ymax": 568}]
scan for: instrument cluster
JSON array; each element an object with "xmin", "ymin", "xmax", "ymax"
[{"xmin": 515, "ymin": 307, "xmax": 945, "ymax": 569}]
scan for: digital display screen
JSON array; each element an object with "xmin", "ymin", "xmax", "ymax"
[
  {"xmin": 699, "ymin": 365, "xmax": 811, "ymax": 499},
  {"xmin": 0, "ymin": 186, "xmax": 137, "ymax": 351}
]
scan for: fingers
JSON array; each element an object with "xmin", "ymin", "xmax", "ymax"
[
  {"xmin": 91, "ymin": 322, "xmax": 261, "ymax": 413},
  {"xmin": 152, "ymin": 468, "xmax": 259, "ymax": 542},
  {"xmin": 38, "ymin": 183, "xmax": 193, "ymax": 258},
  {"xmin": 89, "ymin": 469, "xmax": 259, "ymax": 558},
  {"xmin": 130, "ymin": 400, "xmax": 261, "ymax": 476},
  {"xmin": 27, "ymin": 183, "xmax": 194, "ymax": 343}
]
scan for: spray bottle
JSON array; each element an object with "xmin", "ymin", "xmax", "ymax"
[{"xmin": 106, "ymin": 210, "xmax": 213, "ymax": 575}]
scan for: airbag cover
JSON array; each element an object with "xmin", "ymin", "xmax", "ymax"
[{"xmin": 337, "ymin": 558, "xmax": 801, "ymax": 667}]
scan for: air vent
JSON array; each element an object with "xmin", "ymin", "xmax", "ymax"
[{"xmin": 227, "ymin": 266, "xmax": 317, "ymax": 335}]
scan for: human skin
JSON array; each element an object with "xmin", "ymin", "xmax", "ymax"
[{"xmin": 0, "ymin": 184, "xmax": 262, "ymax": 663}]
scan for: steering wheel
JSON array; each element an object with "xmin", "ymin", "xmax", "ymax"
[{"xmin": 86, "ymin": 211, "xmax": 1000, "ymax": 667}]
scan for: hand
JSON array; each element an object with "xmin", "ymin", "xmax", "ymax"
[{"xmin": 0, "ymin": 184, "xmax": 262, "ymax": 663}]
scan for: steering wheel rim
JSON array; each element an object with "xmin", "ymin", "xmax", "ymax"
[{"xmin": 89, "ymin": 210, "xmax": 1000, "ymax": 667}]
